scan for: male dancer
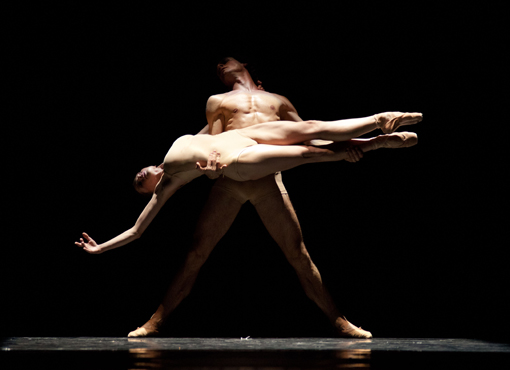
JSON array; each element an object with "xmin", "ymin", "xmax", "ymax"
[{"xmin": 128, "ymin": 57, "xmax": 372, "ymax": 338}]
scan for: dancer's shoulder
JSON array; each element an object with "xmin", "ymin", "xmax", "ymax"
[
  {"xmin": 206, "ymin": 93, "xmax": 227, "ymax": 113},
  {"xmin": 269, "ymin": 92, "xmax": 294, "ymax": 106}
]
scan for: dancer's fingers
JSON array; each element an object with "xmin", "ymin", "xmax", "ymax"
[
  {"xmin": 207, "ymin": 151, "xmax": 217, "ymax": 167},
  {"xmin": 347, "ymin": 148, "xmax": 360, "ymax": 162},
  {"xmin": 351, "ymin": 147, "xmax": 363, "ymax": 162},
  {"xmin": 197, "ymin": 152, "xmax": 224, "ymax": 179},
  {"xmin": 82, "ymin": 232, "xmax": 96, "ymax": 245}
]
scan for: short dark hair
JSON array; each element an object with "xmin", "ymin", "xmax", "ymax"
[
  {"xmin": 133, "ymin": 175, "xmax": 151, "ymax": 197},
  {"xmin": 217, "ymin": 55, "xmax": 260, "ymax": 83}
]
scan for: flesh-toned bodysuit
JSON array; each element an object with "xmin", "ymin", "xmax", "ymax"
[{"xmin": 164, "ymin": 130, "xmax": 258, "ymax": 182}]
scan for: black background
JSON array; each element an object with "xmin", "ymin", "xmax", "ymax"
[{"xmin": 5, "ymin": 3, "xmax": 508, "ymax": 340}]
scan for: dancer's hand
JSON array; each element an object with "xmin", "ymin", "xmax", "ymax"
[
  {"xmin": 346, "ymin": 146, "xmax": 363, "ymax": 163},
  {"xmin": 196, "ymin": 151, "xmax": 227, "ymax": 179},
  {"xmin": 75, "ymin": 232, "xmax": 103, "ymax": 254},
  {"xmin": 256, "ymin": 80, "xmax": 265, "ymax": 91}
]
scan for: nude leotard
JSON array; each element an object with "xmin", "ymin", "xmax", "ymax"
[{"xmin": 164, "ymin": 130, "xmax": 258, "ymax": 182}]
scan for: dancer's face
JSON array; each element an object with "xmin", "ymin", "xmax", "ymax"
[
  {"xmin": 134, "ymin": 165, "xmax": 163, "ymax": 194},
  {"xmin": 216, "ymin": 57, "xmax": 247, "ymax": 86}
]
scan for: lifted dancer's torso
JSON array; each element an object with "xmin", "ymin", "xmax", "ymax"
[
  {"xmin": 163, "ymin": 131, "xmax": 258, "ymax": 182},
  {"xmin": 163, "ymin": 90, "xmax": 296, "ymax": 184}
]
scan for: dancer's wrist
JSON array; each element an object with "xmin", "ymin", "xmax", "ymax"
[{"xmin": 95, "ymin": 244, "xmax": 108, "ymax": 253}]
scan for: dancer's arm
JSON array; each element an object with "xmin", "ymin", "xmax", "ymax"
[
  {"xmin": 205, "ymin": 95, "xmax": 225, "ymax": 135},
  {"xmin": 278, "ymin": 94, "xmax": 330, "ymax": 145},
  {"xmin": 276, "ymin": 94, "xmax": 303, "ymax": 123},
  {"xmin": 197, "ymin": 124, "xmax": 209, "ymax": 135},
  {"xmin": 76, "ymin": 176, "xmax": 187, "ymax": 254}
]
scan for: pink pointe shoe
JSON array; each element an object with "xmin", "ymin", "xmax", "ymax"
[{"xmin": 375, "ymin": 112, "xmax": 423, "ymax": 134}]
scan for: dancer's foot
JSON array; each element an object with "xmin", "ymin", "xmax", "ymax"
[
  {"xmin": 375, "ymin": 131, "xmax": 418, "ymax": 149},
  {"xmin": 335, "ymin": 318, "xmax": 373, "ymax": 339},
  {"xmin": 127, "ymin": 323, "xmax": 160, "ymax": 337},
  {"xmin": 374, "ymin": 112, "xmax": 422, "ymax": 134},
  {"xmin": 337, "ymin": 325, "xmax": 373, "ymax": 339}
]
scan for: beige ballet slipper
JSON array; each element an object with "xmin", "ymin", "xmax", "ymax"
[
  {"xmin": 374, "ymin": 112, "xmax": 423, "ymax": 134},
  {"xmin": 127, "ymin": 327, "xmax": 158, "ymax": 338},
  {"xmin": 376, "ymin": 131, "xmax": 418, "ymax": 149},
  {"xmin": 338, "ymin": 326, "xmax": 373, "ymax": 339}
]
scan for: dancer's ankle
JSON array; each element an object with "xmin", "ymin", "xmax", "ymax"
[
  {"xmin": 333, "ymin": 316, "xmax": 354, "ymax": 331},
  {"xmin": 373, "ymin": 114, "xmax": 380, "ymax": 129},
  {"xmin": 367, "ymin": 135, "xmax": 384, "ymax": 151}
]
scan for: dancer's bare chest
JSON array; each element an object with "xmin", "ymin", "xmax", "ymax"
[{"xmin": 221, "ymin": 93, "xmax": 285, "ymax": 130}]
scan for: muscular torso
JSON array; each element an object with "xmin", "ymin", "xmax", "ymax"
[
  {"xmin": 201, "ymin": 88, "xmax": 298, "ymax": 200},
  {"xmin": 207, "ymin": 90, "xmax": 297, "ymax": 133}
]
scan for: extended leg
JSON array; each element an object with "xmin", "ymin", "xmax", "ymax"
[
  {"xmin": 234, "ymin": 132, "xmax": 417, "ymax": 181},
  {"xmin": 252, "ymin": 185, "xmax": 372, "ymax": 338},
  {"xmin": 238, "ymin": 112, "xmax": 422, "ymax": 145},
  {"xmin": 128, "ymin": 184, "xmax": 244, "ymax": 337}
]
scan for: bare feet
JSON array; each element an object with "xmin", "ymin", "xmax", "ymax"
[
  {"xmin": 374, "ymin": 112, "xmax": 423, "ymax": 134},
  {"xmin": 374, "ymin": 131, "xmax": 418, "ymax": 149}
]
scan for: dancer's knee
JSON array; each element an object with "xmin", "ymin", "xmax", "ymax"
[
  {"xmin": 285, "ymin": 244, "xmax": 312, "ymax": 270},
  {"xmin": 185, "ymin": 247, "xmax": 211, "ymax": 270},
  {"xmin": 290, "ymin": 254, "xmax": 314, "ymax": 273},
  {"xmin": 302, "ymin": 120, "xmax": 322, "ymax": 134}
]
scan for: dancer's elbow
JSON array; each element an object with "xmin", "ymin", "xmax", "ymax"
[{"xmin": 130, "ymin": 228, "xmax": 143, "ymax": 240}]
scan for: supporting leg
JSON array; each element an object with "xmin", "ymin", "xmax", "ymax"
[
  {"xmin": 127, "ymin": 185, "xmax": 243, "ymax": 337},
  {"xmin": 253, "ymin": 187, "xmax": 372, "ymax": 338}
]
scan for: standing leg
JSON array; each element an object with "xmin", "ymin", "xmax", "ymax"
[
  {"xmin": 128, "ymin": 183, "xmax": 244, "ymax": 337},
  {"xmin": 252, "ymin": 177, "xmax": 372, "ymax": 338}
]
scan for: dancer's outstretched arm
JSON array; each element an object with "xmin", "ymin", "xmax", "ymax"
[{"xmin": 75, "ymin": 176, "xmax": 187, "ymax": 254}]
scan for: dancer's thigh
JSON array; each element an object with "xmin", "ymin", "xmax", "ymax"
[
  {"xmin": 236, "ymin": 144, "xmax": 312, "ymax": 180},
  {"xmin": 239, "ymin": 120, "xmax": 318, "ymax": 145}
]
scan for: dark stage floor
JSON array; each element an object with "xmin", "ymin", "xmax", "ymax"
[{"xmin": 2, "ymin": 337, "xmax": 510, "ymax": 369}]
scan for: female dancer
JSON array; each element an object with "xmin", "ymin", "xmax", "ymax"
[{"xmin": 76, "ymin": 112, "xmax": 421, "ymax": 255}]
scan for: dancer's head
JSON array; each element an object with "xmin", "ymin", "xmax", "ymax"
[
  {"xmin": 216, "ymin": 57, "xmax": 249, "ymax": 87},
  {"xmin": 133, "ymin": 164, "xmax": 164, "ymax": 195}
]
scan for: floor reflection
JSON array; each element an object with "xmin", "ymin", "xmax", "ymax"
[
  {"xmin": 2, "ymin": 338, "xmax": 509, "ymax": 369},
  {"xmin": 126, "ymin": 348, "xmax": 372, "ymax": 369}
]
